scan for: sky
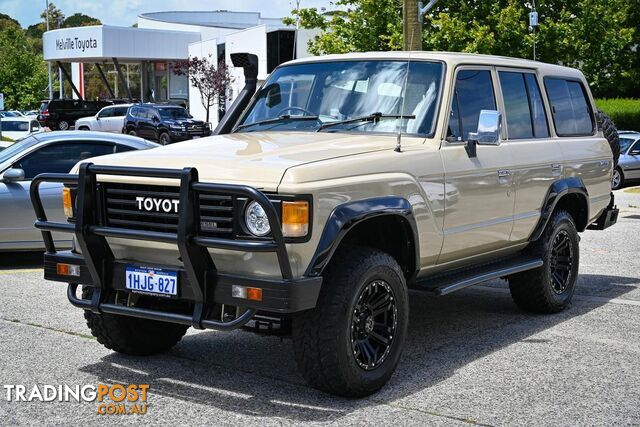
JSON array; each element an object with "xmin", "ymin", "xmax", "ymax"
[{"xmin": 0, "ymin": 0, "xmax": 335, "ymax": 28}]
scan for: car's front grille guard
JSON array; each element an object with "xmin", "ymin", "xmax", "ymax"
[{"xmin": 30, "ymin": 163, "xmax": 294, "ymax": 330}]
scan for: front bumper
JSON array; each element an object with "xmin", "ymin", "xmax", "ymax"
[
  {"xmin": 169, "ymin": 129, "xmax": 212, "ymax": 141},
  {"xmin": 31, "ymin": 164, "xmax": 321, "ymax": 331}
]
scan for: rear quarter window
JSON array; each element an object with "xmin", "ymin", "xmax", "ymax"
[{"xmin": 544, "ymin": 77, "xmax": 594, "ymax": 136}]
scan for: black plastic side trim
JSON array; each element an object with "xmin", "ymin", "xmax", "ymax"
[
  {"xmin": 529, "ymin": 177, "xmax": 589, "ymax": 241},
  {"xmin": 304, "ymin": 197, "xmax": 419, "ymax": 278}
]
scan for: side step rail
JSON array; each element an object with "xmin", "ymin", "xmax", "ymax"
[{"xmin": 414, "ymin": 256, "xmax": 543, "ymax": 296}]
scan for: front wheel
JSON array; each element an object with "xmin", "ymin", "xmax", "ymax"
[
  {"xmin": 159, "ymin": 132, "xmax": 171, "ymax": 145},
  {"xmin": 58, "ymin": 120, "xmax": 70, "ymax": 130},
  {"xmin": 292, "ymin": 247, "xmax": 408, "ymax": 397},
  {"xmin": 509, "ymin": 210, "xmax": 580, "ymax": 313},
  {"xmin": 127, "ymin": 129, "xmax": 137, "ymax": 136},
  {"xmin": 82, "ymin": 287, "xmax": 189, "ymax": 355},
  {"xmin": 612, "ymin": 167, "xmax": 624, "ymax": 190}
]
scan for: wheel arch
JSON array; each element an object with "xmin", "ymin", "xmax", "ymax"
[
  {"xmin": 530, "ymin": 177, "xmax": 589, "ymax": 241},
  {"xmin": 304, "ymin": 197, "xmax": 420, "ymax": 281}
]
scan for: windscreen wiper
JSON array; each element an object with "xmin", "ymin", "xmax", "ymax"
[
  {"xmin": 235, "ymin": 114, "xmax": 319, "ymax": 131},
  {"xmin": 317, "ymin": 112, "xmax": 416, "ymax": 132}
]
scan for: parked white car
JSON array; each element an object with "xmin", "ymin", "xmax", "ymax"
[
  {"xmin": 0, "ymin": 117, "xmax": 42, "ymax": 146},
  {"xmin": 75, "ymin": 104, "xmax": 131, "ymax": 133}
]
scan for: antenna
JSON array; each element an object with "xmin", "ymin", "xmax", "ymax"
[{"xmin": 395, "ymin": 29, "xmax": 414, "ymax": 153}]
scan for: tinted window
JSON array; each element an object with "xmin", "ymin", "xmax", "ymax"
[
  {"xmin": 115, "ymin": 144, "xmax": 135, "ymax": 153},
  {"xmin": 114, "ymin": 106, "xmax": 129, "ymax": 116},
  {"xmin": 498, "ymin": 72, "xmax": 549, "ymax": 139},
  {"xmin": 545, "ymin": 78, "xmax": 594, "ymax": 136},
  {"xmin": 97, "ymin": 108, "xmax": 114, "ymax": 118},
  {"xmin": 525, "ymin": 74, "xmax": 549, "ymax": 138},
  {"xmin": 16, "ymin": 142, "xmax": 115, "ymax": 179},
  {"xmin": 499, "ymin": 72, "xmax": 533, "ymax": 139},
  {"xmin": 448, "ymin": 70, "xmax": 496, "ymax": 141},
  {"xmin": 630, "ymin": 140, "xmax": 640, "ymax": 153}
]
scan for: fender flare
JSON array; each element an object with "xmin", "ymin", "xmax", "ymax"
[
  {"xmin": 529, "ymin": 177, "xmax": 589, "ymax": 241},
  {"xmin": 304, "ymin": 196, "xmax": 420, "ymax": 278}
]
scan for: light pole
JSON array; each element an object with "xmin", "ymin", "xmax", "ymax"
[
  {"xmin": 528, "ymin": 1, "xmax": 539, "ymax": 61},
  {"xmin": 45, "ymin": 0, "xmax": 53, "ymax": 100}
]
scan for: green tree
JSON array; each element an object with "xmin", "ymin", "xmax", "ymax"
[
  {"xmin": 63, "ymin": 13, "xmax": 101, "ymax": 28},
  {"xmin": 291, "ymin": 0, "xmax": 639, "ymax": 97},
  {"xmin": 0, "ymin": 26, "xmax": 49, "ymax": 109}
]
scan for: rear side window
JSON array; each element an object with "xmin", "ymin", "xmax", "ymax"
[
  {"xmin": 114, "ymin": 106, "xmax": 128, "ymax": 116},
  {"xmin": 448, "ymin": 69, "xmax": 496, "ymax": 141},
  {"xmin": 544, "ymin": 78, "xmax": 594, "ymax": 136},
  {"xmin": 97, "ymin": 108, "xmax": 114, "ymax": 118},
  {"xmin": 499, "ymin": 71, "xmax": 549, "ymax": 139}
]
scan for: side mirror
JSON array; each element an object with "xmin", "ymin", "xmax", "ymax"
[
  {"xmin": 96, "ymin": 115, "xmax": 100, "ymax": 120},
  {"xmin": 152, "ymin": 116, "xmax": 160, "ymax": 122},
  {"xmin": 2, "ymin": 168, "xmax": 25, "ymax": 183},
  {"xmin": 263, "ymin": 83, "xmax": 282, "ymax": 108},
  {"xmin": 466, "ymin": 110, "xmax": 502, "ymax": 158},
  {"xmin": 30, "ymin": 125, "xmax": 39, "ymax": 133}
]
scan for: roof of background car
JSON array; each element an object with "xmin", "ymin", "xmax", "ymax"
[
  {"xmin": 31, "ymin": 131, "xmax": 159, "ymax": 148},
  {"xmin": 284, "ymin": 51, "xmax": 583, "ymax": 78}
]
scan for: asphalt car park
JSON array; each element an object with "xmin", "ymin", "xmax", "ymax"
[{"xmin": 0, "ymin": 187, "xmax": 638, "ymax": 425}]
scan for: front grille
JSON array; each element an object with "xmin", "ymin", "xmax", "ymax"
[{"xmin": 101, "ymin": 183, "xmax": 234, "ymax": 238}]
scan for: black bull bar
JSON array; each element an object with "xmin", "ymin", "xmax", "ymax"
[{"xmin": 30, "ymin": 163, "xmax": 321, "ymax": 330}]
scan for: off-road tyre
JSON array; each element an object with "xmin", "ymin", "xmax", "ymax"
[
  {"xmin": 596, "ymin": 110, "xmax": 620, "ymax": 168},
  {"xmin": 509, "ymin": 210, "xmax": 580, "ymax": 313},
  {"xmin": 292, "ymin": 247, "xmax": 409, "ymax": 397},
  {"xmin": 82, "ymin": 287, "xmax": 189, "ymax": 356},
  {"xmin": 159, "ymin": 132, "xmax": 171, "ymax": 145},
  {"xmin": 127, "ymin": 129, "xmax": 137, "ymax": 136}
]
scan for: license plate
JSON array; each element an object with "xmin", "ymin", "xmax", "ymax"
[
  {"xmin": 192, "ymin": 135, "xmax": 201, "ymax": 139},
  {"xmin": 125, "ymin": 266, "xmax": 178, "ymax": 296}
]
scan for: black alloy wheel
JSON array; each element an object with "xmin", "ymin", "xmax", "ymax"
[{"xmin": 350, "ymin": 279, "xmax": 398, "ymax": 370}]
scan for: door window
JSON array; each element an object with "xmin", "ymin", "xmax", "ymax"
[
  {"xmin": 630, "ymin": 140, "xmax": 640, "ymax": 154},
  {"xmin": 448, "ymin": 69, "xmax": 496, "ymax": 141},
  {"xmin": 15, "ymin": 142, "xmax": 115, "ymax": 179},
  {"xmin": 499, "ymin": 71, "xmax": 549, "ymax": 139},
  {"xmin": 97, "ymin": 108, "xmax": 114, "ymax": 119},
  {"xmin": 544, "ymin": 78, "xmax": 594, "ymax": 136}
]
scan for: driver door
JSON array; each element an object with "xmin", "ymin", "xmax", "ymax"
[{"xmin": 438, "ymin": 66, "xmax": 516, "ymax": 264}]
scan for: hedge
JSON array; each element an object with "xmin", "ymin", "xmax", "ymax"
[{"xmin": 595, "ymin": 98, "xmax": 640, "ymax": 132}]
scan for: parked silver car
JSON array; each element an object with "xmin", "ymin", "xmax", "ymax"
[
  {"xmin": 613, "ymin": 131, "xmax": 640, "ymax": 190},
  {"xmin": 0, "ymin": 131, "xmax": 158, "ymax": 250}
]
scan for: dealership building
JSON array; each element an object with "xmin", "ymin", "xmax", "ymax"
[{"xmin": 42, "ymin": 10, "xmax": 317, "ymax": 124}]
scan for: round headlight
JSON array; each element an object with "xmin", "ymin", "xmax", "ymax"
[{"xmin": 245, "ymin": 201, "xmax": 271, "ymax": 236}]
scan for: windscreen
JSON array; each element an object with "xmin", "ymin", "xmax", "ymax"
[{"xmin": 237, "ymin": 60, "xmax": 444, "ymax": 135}]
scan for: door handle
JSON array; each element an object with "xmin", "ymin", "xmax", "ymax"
[{"xmin": 551, "ymin": 163, "xmax": 563, "ymax": 176}]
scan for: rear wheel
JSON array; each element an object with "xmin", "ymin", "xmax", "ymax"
[
  {"xmin": 509, "ymin": 210, "xmax": 580, "ymax": 313},
  {"xmin": 82, "ymin": 287, "xmax": 189, "ymax": 355},
  {"xmin": 612, "ymin": 167, "xmax": 624, "ymax": 190},
  {"xmin": 292, "ymin": 247, "xmax": 408, "ymax": 397},
  {"xmin": 58, "ymin": 120, "xmax": 70, "ymax": 131}
]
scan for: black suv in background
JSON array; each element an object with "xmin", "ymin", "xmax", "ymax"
[
  {"xmin": 37, "ymin": 99, "xmax": 113, "ymax": 130},
  {"xmin": 124, "ymin": 104, "xmax": 211, "ymax": 145}
]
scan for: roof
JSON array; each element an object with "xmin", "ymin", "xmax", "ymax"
[
  {"xmin": 31, "ymin": 131, "xmax": 159, "ymax": 148},
  {"xmin": 285, "ymin": 51, "xmax": 583, "ymax": 77},
  {"xmin": 1, "ymin": 117, "xmax": 35, "ymax": 122}
]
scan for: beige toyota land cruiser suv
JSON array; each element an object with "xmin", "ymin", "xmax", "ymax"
[{"xmin": 32, "ymin": 52, "xmax": 619, "ymax": 397}]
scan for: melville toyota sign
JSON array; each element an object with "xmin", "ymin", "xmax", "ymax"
[
  {"xmin": 55, "ymin": 37, "xmax": 99, "ymax": 53},
  {"xmin": 41, "ymin": 25, "xmax": 198, "ymax": 62},
  {"xmin": 43, "ymin": 26, "xmax": 103, "ymax": 60}
]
